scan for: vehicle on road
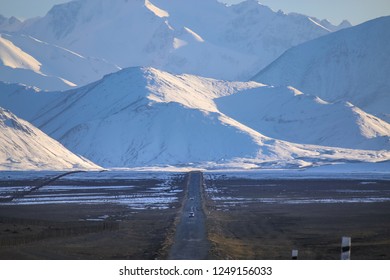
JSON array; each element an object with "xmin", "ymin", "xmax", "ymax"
[{"xmin": 189, "ymin": 212, "xmax": 195, "ymax": 218}]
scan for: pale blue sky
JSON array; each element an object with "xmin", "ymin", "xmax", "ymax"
[{"xmin": 0, "ymin": 0, "xmax": 389, "ymax": 25}]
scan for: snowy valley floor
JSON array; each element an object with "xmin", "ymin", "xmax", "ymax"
[{"xmin": 0, "ymin": 170, "xmax": 389, "ymax": 259}]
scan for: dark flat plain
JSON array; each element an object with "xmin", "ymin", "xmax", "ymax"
[
  {"xmin": 1, "ymin": 175, "xmax": 389, "ymax": 260},
  {"xmin": 0, "ymin": 176, "xmax": 185, "ymax": 260},
  {"xmin": 204, "ymin": 178, "xmax": 390, "ymax": 260}
]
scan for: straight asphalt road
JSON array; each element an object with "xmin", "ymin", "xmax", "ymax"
[{"xmin": 168, "ymin": 171, "xmax": 210, "ymax": 259}]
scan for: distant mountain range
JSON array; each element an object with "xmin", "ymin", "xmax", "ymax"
[
  {"xmin": 1, "ymin": 67, "xmax": 388, "ymax": 169},
  {"xmin": 0, "ymin": 32, "xmax": 120, "ymax": 90},
  {"xmin": 1, "ymin": 0, "xmax": 350, "ymax": 89},
  {"xmin": 253, "ymin": 16, "xmax": 390, "ymax": 123},
  {"xmin": 0, "ymin": 0, "xmax": 388, "ymax": 170}
]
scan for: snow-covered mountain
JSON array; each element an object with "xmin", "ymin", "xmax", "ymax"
[
  {"xmin": 0, "ymin": 15, "xmax": 23, "ymax": 32},
  {"xmin": 0, "ymin": 107, "xmax": 100, "ymax": 170},
  {"xmin": 0, "ymin": 34, "xmax": 74, "ymax": 90},
  {"xmin": 1, "ymin": 67, "xmax": 388, "ymax": 169},
  {"xmin": 153, "ymin": 0, "xmax": 347, "ymax": 71},
  {"xmin": 1, "ymin": 0, "xmax": 387, "ymax": 170},
  {"xmin": 309, "ymin": 17, "xmax": 351, "ymax": 32},
  {"xmin": 0, "ymin": 33, "xmax": 120, "ymax": 90},
  {"xmin": 253, "ymin": 16, "xmax": 390, "ymax": 122},
  {"xmin": 26, "ymin": 67, "xmax": 272, "ymax": 167},
  {"xmin": 17, "ymin": 0, "xmax": 348, "ymax": 81},
  {"xmin": 0, "ymin": 82, "xmax": 62, "ymax": 120},
  {"xmin": 216, "ymin": 86, "xmax": 390, "ymax": 150}
]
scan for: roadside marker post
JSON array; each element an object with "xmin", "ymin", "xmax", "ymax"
[
  {"xmin": 341, "ymin": 236, "xmax": 351, "ymax": 260},
  {"xmin": 292, "ymin": 249, "xmax": 298, "ymax": 260}
]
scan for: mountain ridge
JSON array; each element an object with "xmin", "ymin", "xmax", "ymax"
[
  {"xmin": 1, "ymin": 67, "xmax": 388, "ymax": 169},
  {"xmin": 0, "ymin": 32, "xmax": 120, "ymax": 90},
  {"xmin": 253, "ymin": 16, "xmax": 390, "ymax": 122},
  {"xmin": 17, "ymin": 0, "xmax": 349, "ymax": 82},
  {"xmin": 0, "ymin": 107, "xmax": 100, "ymax": 170}
]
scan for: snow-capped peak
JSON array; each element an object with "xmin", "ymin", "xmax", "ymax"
[
  {"xmin": 253, "ymin": 16, "xmax": 390, "ymax": 122},
  {"xmin": 18, "ymin": 0, "xmax": 348, "ymax": 82},
  {"xmin": 1, "ymin": 66, "xmax": 388, "ymax": 169}
]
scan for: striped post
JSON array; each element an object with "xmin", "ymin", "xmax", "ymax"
[
  {"xmin": 341, "ymin": 236, "xmax": 351, "ymax": 260},
  {"xmin": 292, "ymin": 249, "xmax": 298, "ymax": 260}
]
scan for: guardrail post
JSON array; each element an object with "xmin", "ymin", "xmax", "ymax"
[
  {"xmin": 292, "ymin": 249, "xmax": 298, "ymax": 260},
  {"xmin": 341, "ymin": 236, "xmax": 351, "ymax": 260}
]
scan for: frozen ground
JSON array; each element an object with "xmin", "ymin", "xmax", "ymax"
[
  {"xmin": 1, "ymin": 166, "xmax": 389, "ymax": 212},
  {"xmin": 1, "ymin": 160, "xmax": 389, "ymax": 181},
  {"xmin": 0, "ymin": 171, "xmax": 183, "ymax": 211},
  {"xmin": 0, "ymin": 170, "xmax": 183, "ymax": 180},
  {"xmin": 205, "ymin": 174, "xmax": 390, "ymax": 211},
  {"xmin": 204, "ymin": 174, "xmax": 390, "ymax": 260},
  {"xmin": 204, "ymin": 161, "xmax": 390, "ymax": 180}
]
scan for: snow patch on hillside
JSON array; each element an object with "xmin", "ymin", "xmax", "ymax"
[
  {"xmin": 145, "ymin": 0, "xmax": 169, "ymax": 18},
  {"xmin": 0, "ymin": 35, "xmax": 41, "ymax": 71}
]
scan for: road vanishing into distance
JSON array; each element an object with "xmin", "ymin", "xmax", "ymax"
[
  {"xmin": 2, "ymin": 170, "xmax": 390, "ymax": 260},
  {"xmin": 168, "ymin": 171, "xmax": 210, "ymax": 260}
]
